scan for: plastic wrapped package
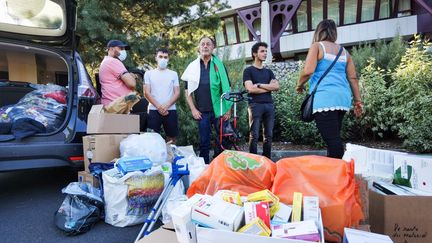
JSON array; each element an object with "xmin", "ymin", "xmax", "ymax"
[
  {"xmin": 120, "ymin": 133, "xmax": 167, "ymax": 166},
  {"xmin": 54, "ymin": 182, "xmax": 104, "ymax": 235},
  {"xmin": 3, "ymin": 83, "xmax": 67, "ymax": 132}
]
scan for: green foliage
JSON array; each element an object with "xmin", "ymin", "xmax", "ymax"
[
  {"xmin": 273, "ymin": 69, "xmax": 323, "ymax": 146},
  {"xmin": 76, "ymin": 0, "xmax": 228, "ymax": 78},
  {"xmin": 343, "ymin": 59, "xmax": 391, "ymax": 139},
  {"xmin": 388, "ymin": 36, "xmax": 432, "ymax": 152},
  {"xmin": 351, "ymin": 36, "xmax": 406, "ymax": 84}
]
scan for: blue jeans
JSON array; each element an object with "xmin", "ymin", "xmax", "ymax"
[
  {"xmin": 248, "ymin": 103, "xmax": 275, "ymax": 159},
  {"xmin": 197, "ymin": 112, "xmax": 223, "ymax": 164}
]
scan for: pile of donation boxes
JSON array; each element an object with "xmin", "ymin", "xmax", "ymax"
[
  {"xmin": 344, "ymin": 144, "xmax": 432, "ymax": 243},
  {"xmin": 78, "ymin": 104, "xmax": 140, "ymax": 188},
  {"xmin": 171, "ymin": 189, "xmax": 325, "ymax": 243}
]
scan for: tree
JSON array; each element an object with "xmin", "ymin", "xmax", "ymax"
[{"xmin": 76, "ymin": 0, "xmax": 228, "ymax": 77}]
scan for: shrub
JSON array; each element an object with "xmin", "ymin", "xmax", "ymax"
[
  {"xmin": 342, "ymin": 59, "xmax": 391, "ymax": 139},
  {"xmin": 273, "ymin": 69, "xmax": 324, "ymax": 146},
  {"xmin": 388, "ymin": 36, "xmax": 432, "ymax": 152}
]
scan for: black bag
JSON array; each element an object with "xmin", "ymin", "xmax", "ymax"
[
  {"xmin": 54, "ymin": 182, "xmax": 104, "ymax": 236},
  {"xmin": 300, "ymin": 46, "xmax": 344, "ymax": 122}
]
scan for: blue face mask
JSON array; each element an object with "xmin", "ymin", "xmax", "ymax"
[
  {"xmin": 157, "ymin": 58, "xmax": 168, "ymax": 69},
  {"xmin": 118, "ymin": 50, "xmax": 127, "ymax": 61}
]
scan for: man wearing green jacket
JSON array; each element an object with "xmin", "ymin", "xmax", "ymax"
[{"xmin": 182, "ymin": 36, "xmax": 232, "ymax": 164}]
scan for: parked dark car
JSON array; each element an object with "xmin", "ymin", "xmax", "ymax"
[{"xmin": 0, "ymin": 0, "xmax": 97, "ymax": 171}]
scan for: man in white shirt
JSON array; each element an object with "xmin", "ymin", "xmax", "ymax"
[{"xmin": 144, "ymin": 48, "xmax": 180, "ymax": 143}]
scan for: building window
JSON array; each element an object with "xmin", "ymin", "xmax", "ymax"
[
  {"xmin": 224, "ymin": 17, "xmax": 237, "ymax": 45},
  {"xmin": 237, "ymin": 16, "xmax": 250, "ymax": 43},
  {"xmin": 328, "ymin": 0, "xmax": 340, "ymax": 25},
  {"xmin": 215, "ymin": 25, "xmax": 225, "ymax": 47},
  {"xmin": 397, "ymin": 0, "xmax": 411, "ymax": 16},
  {"xmin": 252, "ymin": 19, "xmax": 261, "ymax": 38},
  {"xmin": 379, "ymin": 0, "xmax": 391, "ymax": 19},
  {"xmin": 361, "ymin": 0, "xmax": 376, "ymax": 22},
  {"xmin": 296, "ymin": 0, "xmax": 308, "ymax": 32},
  {"xmin": 344, "ymin": 0, "xmax": 358, "ymax": 24},
  {"xmin": 311, "ymin": 0, "xmax": 324, "ymax": 29}
]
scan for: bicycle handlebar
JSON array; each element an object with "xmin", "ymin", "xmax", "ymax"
[{"xmin": 223, "ymin": 90, "xmax": 249, "ymax": 102}]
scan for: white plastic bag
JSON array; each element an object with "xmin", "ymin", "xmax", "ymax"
[
  {"xmin": 186, "ymin": 155, "xmax": 206, "ymax": 187},
  {"xmin": 102, "ymin": 167, "xmax": 164, "ymax": 227},
  {"xmin": 120, "ymin": 133, "xmax": 167, "ymax": 165},
  {"xmin": 161, "ymin": 171, "xmax": 187, "ymax": 224}
]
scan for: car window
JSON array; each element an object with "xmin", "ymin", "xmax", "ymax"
[{"xmin": 0, "ymin": 0, "xmax": 65, "ymax": 36}]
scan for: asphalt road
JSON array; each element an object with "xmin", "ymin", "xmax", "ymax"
[{"xmin": 0, "ymin": 167, "xmax": 145, "ymax": 243}]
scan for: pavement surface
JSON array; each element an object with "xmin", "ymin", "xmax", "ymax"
[{"xmin": 0, "ymin": 167, "xmax": 143, "ymax": 243}]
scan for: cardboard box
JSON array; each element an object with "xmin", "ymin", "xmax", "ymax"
[
  {"xmin": 393, "ymin": 154, "xmax": 432, "ymax": 193},
  {"xmin": 196, "ymin": 210, "xmax": 324, "ymax": 243},
  {"xmin": 343, "ymin": 228, "xmax": 392, "ymax": 243},
  {"xmin": 369, "ymin": 189, "xmax": 432, "ymax": 243},
  {"xmin": 137, "ymin": 223, "xmax": 178, "ymax": 243},
  {"xmin": 191, "ymin": 195, "xmax": 244, "ymax": 232},
  {"xmin": 244, "ymin": 201, "xmax": 270, "ymax": 228},
  {"xmin": 271, "ymin": 220, "xmax": 320, "ymax": 242},
  {"xmin": 78, "ymin": 171, "xmax": 100, "ymax": 188},
  {"xmin": 87, "ymin": 104, "xmax": 139, "ymax": 134},
  {"xmin": 83, "ymin": 134, "xmax": 129, "ymax": 171},
  {"xmin": 171, "ymin": 194, "xmax": 205, "ymax": 243}
]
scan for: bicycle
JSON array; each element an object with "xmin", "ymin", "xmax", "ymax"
[{"xmin": 217, "ymin": 90, "xmax": 249, "ymax": 151}]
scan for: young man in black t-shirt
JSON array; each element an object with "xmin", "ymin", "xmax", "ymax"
[{"xmin": 243, "ymin": 42, "xmax": 279, "ymax": 159}]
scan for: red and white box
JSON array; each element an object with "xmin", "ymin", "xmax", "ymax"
[{"xmin": 244, "ymin": 201, "xmax": 270, "ymax": 228}]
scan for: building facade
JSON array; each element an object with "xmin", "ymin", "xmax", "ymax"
[{"xmin": 215, "ymin": 0, "xmax": 432, "ymax": 62}]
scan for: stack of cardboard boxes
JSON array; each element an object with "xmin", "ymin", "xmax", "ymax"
[{"xmin": 77, "ymin": 104, "xmax": 140, "ymax": 187}]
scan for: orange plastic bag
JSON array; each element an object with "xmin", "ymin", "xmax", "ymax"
[
  {"xmin": 186, "ymin": 150, "xmax": 276, "ymax": 197},
  {"xmin": 271, "ymin": 156, "xmax": 363, "ymax": 243}
]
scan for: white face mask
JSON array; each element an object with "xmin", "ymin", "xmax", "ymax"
[
  {"xmin": 118, "ymin": 50, "xmax": 127, "ymax": 61},
  {"xmin": 157, "ymin": 58, "xmax": 168, "ymax": 69}
]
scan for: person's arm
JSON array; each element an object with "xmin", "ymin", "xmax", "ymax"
[
  {"xmin": 296, "ymin": 43, "xmax": 320, "ymax": 93},
  {"xmin": 346, "ymin": 56, "xmax": 363, "ymax": 118},
  {"xmin": 162, "ymin": 86, "xmax": 180, "ymax": 110},
  {"xmin": 260, "ymin": 79, "xmax": 279, "ymax": 91},
  {"xmin": 120, "ymin": 72, "xmax": 137, "ymax": 89},
  {"xmin": 244, "ymin": 81, "xmax": 269, "ymax": 94},
  {"xmin": 185, "ymin": 89, "xmax": 202, "ymax": 120}
]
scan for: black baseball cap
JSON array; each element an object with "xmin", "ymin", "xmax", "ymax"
[{"xmin": 107, "ymin": 40, "xmax": 130, "ymax": 50}]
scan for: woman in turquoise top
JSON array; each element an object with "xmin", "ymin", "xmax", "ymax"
[{"xmin": 296, "ymin": 19, "xmax": 363, "ymax": 159}]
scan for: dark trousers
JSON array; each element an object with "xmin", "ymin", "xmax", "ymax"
[
  {"xmin": 248, "ymin": 103, "xmax": 275, "ymax": 159},
  {"xmin": 197, "ymin": 112, "xmax": 224, "ymax": 164},
  {"xmin": 314, "ymin": 110, "xmax": 346, "ymax": 159}
]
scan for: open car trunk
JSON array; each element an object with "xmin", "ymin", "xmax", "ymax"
[{"xmin": 0, "ymin": 41, "xmax": 70, "ymax": 140}]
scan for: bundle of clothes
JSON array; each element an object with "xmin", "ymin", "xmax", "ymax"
[{"xmin": 0, "ymin": 83, "xmax": 67, "ymax": 140}]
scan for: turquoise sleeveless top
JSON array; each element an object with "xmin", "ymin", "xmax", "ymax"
[{"xmin": 309, "ymin": 42, "xmax": 352, "ymax": 113}]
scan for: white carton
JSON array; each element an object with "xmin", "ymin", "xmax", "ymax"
[
  {"xmin": 343, "ymin": 228, "xmax": 393, "ymax": 243},
  {"xmin": 271, "ymin": 220, "xmax": 320, "ymax": 241},
  {"xmin": 171, "ymin": 194, "xmax": 206, "ymax": 243},
  {"xmin": 303, "ymin": 196, "xmax": 319, "ymax": 226},
  {"xmin": 191, "ymin": 195, "xmax": 244, "ymax": 231},
  {"xmin": 393, "ymin": 154, "xmax": 432, "ymax": 193},
  {"xmin": 196, "ymin": 210, "xmax": 324, "ymax": 243},
  {"xmin": 271, "ymin": 203, "xmax": 292, "ymax": 224}
]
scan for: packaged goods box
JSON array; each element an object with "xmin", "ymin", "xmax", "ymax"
[
  {"xmin": 369, "ymin": 189, "xmax": 432, "ymax": 243},
  {"xmin": 82, "ymin": 134, "xmax": 129, "ymax": 171},
  {"xmin": 195, "ymin": 210, "xmax": 324, "ymax": 243},
  {"xmin": 87, "ymin": 104, "xmax": 139, "ymax": 134}
]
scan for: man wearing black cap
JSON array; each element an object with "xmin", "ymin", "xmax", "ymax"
[{"xmin": 99, "ymin": 40, "xmax": 136, "ymax": 106}]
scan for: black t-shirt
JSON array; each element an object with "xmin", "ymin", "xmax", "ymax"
[
  {"xmin": 185, "ymin": 60, "xmax": 213, "ymax": 112},
  {"xmin": 243, "ymin": 66, "xmax": 275, "ymax": 104}
]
